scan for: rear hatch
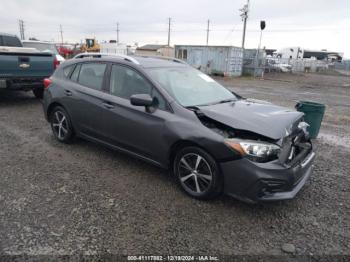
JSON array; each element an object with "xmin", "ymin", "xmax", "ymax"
[{"xmin": 0, "ymin": 47, "xmax": 54, "ymax": 78}]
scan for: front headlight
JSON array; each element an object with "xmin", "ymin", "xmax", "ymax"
[{"xmin": 225, "ymin": 139, "xmax": 281, "ymax": 163}]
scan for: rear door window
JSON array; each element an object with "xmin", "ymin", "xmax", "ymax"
[{"xmin": 78, "ymin": 63, "xmax": 107, "ymax": 91}]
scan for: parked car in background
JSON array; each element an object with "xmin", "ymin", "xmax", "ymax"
[
  {"xmin": 22, "ymin": 40, "xmax": 65, "ymax": 65},
  {"xmin": 0, "ymin": 33, "xmax": 56, "ymax": 98},
  {"xmin": 42, "ymin": 54, "xmax": 315, "ymax": 203}
]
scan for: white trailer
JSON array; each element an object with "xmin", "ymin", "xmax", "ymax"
[
  {"xmin": 276, "ymin": 47, "xmax": 304, "ymax": 59},
  {"xmin": 100, "ymin": 43, "xmax": 127, "ymax": 55}
]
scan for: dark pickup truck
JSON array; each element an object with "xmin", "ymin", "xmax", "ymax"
[{"xmin": 0, "ymin": 33, "xmax": 57, "ymax": 98}]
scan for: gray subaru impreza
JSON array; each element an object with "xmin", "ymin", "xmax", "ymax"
[{"xmin": 42, "ymin": 54, "xmax": 315, "ymax": 203}]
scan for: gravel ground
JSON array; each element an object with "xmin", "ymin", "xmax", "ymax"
[{"xmin": 0, "ymin": 73, "xmax": 349, "ymax": 259}]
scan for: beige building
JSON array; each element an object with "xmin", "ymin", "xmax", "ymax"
[{"xmin": 135, "ymin": 44, "xmax": 174, "ymax": 57}]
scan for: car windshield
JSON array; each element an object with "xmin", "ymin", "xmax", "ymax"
[
  {"xmin": 22, "ymin": 42, "xmax": 59, "ymax": 54},
  {"xmin": 147, "ymin": 67, "xmax": 236, "ymax": 107}
]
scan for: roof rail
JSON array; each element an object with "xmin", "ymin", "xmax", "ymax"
[
  {"xmin": 73, "ymin": 52, "xmax": 140, "ymax": 65},
  {"xmin": 139, "ymin": 55, "xmax": 187, "ymax": 65}
]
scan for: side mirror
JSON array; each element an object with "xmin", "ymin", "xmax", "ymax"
[{"xmin": 130, "ymin": 94, "xmax": 154, "ymax": 107}]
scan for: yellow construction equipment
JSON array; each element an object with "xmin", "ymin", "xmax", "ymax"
[{"xmin": 81, "ymin": 38, "xmax": 100, "ymax": 53}]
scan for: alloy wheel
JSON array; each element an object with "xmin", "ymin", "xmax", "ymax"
[
  {"xmin": 178, "ymin": 153, "xmax": 213, "ymax": 194},
  {"xmin": 52, "ymin": 111, "xmax": 68, "ymax": 140}
]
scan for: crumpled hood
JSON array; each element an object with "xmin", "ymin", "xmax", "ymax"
[{"xmin": 199, "ymin": 100, "xmax": 303, "ymax": 140}]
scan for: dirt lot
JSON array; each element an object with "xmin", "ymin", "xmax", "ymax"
[{"xmin": 0, "ymin": 73, "xmax": 349, "ymax": 259}]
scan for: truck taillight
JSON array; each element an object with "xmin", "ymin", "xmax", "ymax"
[
  {"xmin": 43, "ymin": 78, "xmax": 52, "ymax": 89},
  {"xmin": 53, "ymin": 57, "xmax": 60, "ymax": 69}
]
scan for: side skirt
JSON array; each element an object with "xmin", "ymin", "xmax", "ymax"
[{"xmin": 78, "ymin": 132, "xmax": 167, "ymax": 169}]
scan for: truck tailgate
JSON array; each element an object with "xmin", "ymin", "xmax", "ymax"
[{"xmin": 0, "ymin": 51, "xmax": 54, "ymax": 78}]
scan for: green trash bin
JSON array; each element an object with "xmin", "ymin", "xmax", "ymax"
[{"xmin": 295, "ymin": 101, "xmax": 326, "ymax": 139}]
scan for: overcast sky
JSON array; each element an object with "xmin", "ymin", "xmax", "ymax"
[{"xmin": 1, "ymin": 0, "xmax": 349, "ymax": 57}]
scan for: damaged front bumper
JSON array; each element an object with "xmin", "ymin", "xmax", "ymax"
[{"xmin": 220, "ymin": 151, "xmax": 315, "ymax": 203}]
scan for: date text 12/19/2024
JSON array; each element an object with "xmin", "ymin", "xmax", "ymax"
[{"xmin": 127, "ymin": 255, "xmax": 219, "ymax": 261}]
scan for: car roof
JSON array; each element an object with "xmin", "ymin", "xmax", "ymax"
[
  {"xmin": 64, "ymin": 55, "xmax": 187, "ymax": 69},
  {"xmin": 133, "ymin": 56, "xmax": 186, "ymax": 68}
]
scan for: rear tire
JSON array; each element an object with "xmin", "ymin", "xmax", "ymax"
[
  {"xmin": 32, "ymin": 88, "xmax": 44, "ymax": 99},
  {"xmin": 173, "ymin": 146, "xmax": 223, "ymax": 200},
  {"xmin": 49, "ymin": 106, "xmax": 74, "ymax": 143}
]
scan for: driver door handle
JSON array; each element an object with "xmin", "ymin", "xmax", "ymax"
[
  {"xmin": 102, "ymin": 101, "xmax": 114, "ymax": 109},
  {"xmin": 64, "ymin": 90, "xmax": 72, "ymax": 96}
]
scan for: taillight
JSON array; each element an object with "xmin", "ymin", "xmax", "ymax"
[
  {"xmin": 43, "ymin": 78, "xmax": 52, "ymax": 89},
  {"xmin": 53, "ymin": 57, "xmax": 60, "ymax": 69}
]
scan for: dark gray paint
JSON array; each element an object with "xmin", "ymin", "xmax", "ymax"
[
  {"xmin": 43, "ymin": 56, "xmax": 314, "ymax": 202},
  {"xmin": 198, "ymin": 100, "xmax": 304, "ymax": 140}
]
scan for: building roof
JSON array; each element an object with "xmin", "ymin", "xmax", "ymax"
[
  {"xmin": 175, "ymin": 44, "xmax": 241, "ymax": 49},
  {"xmin": 137, "ymin": 44, "xmax": 169, "ymax": 51}
]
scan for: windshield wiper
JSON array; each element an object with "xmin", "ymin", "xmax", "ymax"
[
  {"xmin": 188, "ymin": 98, "xmax": 236, "ymax": 108},
  {"xmin": 217, "ymin": 98, "xmax": 236, "ymax": 104}
]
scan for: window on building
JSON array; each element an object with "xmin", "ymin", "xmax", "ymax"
[
  {"xmin": 183, "ymin": 49, "xmax": 188, "ymax": 60},
  {"xmin": 177, "ymin": 49, "xmax": 188, "ymax": 60},
  {"xmin": 176, "ymin": 49, "xmax": 181, "ymax": 59}
]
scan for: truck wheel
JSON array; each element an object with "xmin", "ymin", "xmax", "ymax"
[
  {"xmin": 173, "ymin": 146, "xmax": 223, "ymax": 200},
  {"xmin": 49, "ymin": 106, "xmax": 74, "ymax": 143},
  {"xmin": 33, "ymin": 88, "xmax": 44, "ymax": 99}
]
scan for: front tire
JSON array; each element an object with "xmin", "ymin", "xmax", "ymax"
[
  {"xmin": 49, "ymin": 106, "xmax": 74, "ymax": 143},
  {"xmin": 173, "ymin": 146, "xmax": 223, "ymax": 200}
]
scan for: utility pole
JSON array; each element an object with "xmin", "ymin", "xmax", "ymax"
[
  {"xmin": 239, "ymin": 0, "xmax": 250, "ymax": 49},
  {"xmin": 206, "ymin": 19, "xmax": 210, "ymax": 46},
  {"xmin": 59, "ymin": 24, "xmax": 63, "ymax": 45},
  {"xmin": 167, "ymin": 17, "xmax": 171, "ymax": 46},
  {"xmin": 18, "ymin": 20, "xmax": 22, "ymax": 40},
  {"xmin": 254, "ymin": 20, "xmax": 266, "ymax": 77},
  {"xmin": 116, "ymin": 22, "xmax": 120, "ymax": 43},
  {"xmin": 18, "ymin": 19, "xmax": 25, "ymax": 40}
]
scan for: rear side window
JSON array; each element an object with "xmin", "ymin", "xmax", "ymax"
[
  {"xmin": 1, "ymin": 35, "xmax": 22, "ymax": 47},
  {"xmin": 22, "ymin": 42, "xmax": 58, "ymax": 54},
  {"xmin": 78, "ymin": 63, "xmax": 106, "ymax": 91},
  {"xmin": 70, "ymin": 64, "xmax": 81, "ymax": 82}
]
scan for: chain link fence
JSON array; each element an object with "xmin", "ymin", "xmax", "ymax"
[{"xmin": 243, "ymin": 49, "xmax": 350, "ymax": 76}]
